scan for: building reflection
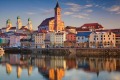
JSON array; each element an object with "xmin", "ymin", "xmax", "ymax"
[
  {"xmin": 6, "ymin": 63, "xmax": 12, "ymax": 75},
  {"xmin": 17, "ymin": 66, "xmax": 22, "ymax": 78},
  {"xmin": 2, "ymin": 54, "xmax": 120, "ymax": 79},
  {"xmin": 33, "ymin": 56, "xmax": 66, "ymax": 80}
]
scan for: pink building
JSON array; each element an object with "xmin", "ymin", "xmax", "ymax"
[{"xmin": 66, "ymin": 33, "xmax": 76, "ymax": 42}]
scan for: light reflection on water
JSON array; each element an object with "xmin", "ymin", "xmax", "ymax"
[{"xmin": 0, "ymin": 54, "xmax": 120, "ymax": 80}]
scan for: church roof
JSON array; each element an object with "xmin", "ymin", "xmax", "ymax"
[
  {"xmin": 9, "ymin": 27, "xmax": 16, "ymax": 30},
  {"xmin": 38, "ymin": 17, "xmax": 54, "ymax": 27},
  {"xmin": 55, "ymin": 2, "xmax": 60, "ymax": 9}
]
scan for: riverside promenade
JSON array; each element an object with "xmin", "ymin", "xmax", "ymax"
[{"xmin": 4, "ymin": 48, "xmax": 120, "ymax": 57}]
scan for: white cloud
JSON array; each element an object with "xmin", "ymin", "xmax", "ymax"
[
  {"xmin": 64, "ymin": 12, "xmax": 73, "ymax": 15},
  {"xmin": 65, "ymin": 2, "xmax": 81, "ymax": 12},
  {"xmin": 108, "ymin": 5, "xmax": 120, "ymax": 14},
  {"xmin": 26, "ymin": 12, "xmax": 36, "ymax": 15},
  {"xmin": 64, "ymin": 2, "xmax": 93, "ymax": 19},
  {"xmin": 72, "ymin": 13, "xmax": 89, "ymax": 19},
  {"xmin": 85, "ymin": 4, "xmax": 93, "ymax": 8}
]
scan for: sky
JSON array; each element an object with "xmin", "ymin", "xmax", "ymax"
[{"xmin": 0, "ymin": 0, "xmax": 120, "ymax": 30}]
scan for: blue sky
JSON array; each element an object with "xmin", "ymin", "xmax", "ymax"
[{"xmin": 0, "ymin": 0, "xmax": 120, "ymax": 30}]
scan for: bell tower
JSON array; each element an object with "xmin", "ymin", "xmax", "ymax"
[
  {"xmin": 54, "ymin": 1, "xmax": 61, "ymax": 31},
  {"xmin": 28, "ymin": 18, "xmax": 33, "ymax": 31},
  {"xmin": 17, "ymin": 16, "xmax": 22, "ymax": 29}
]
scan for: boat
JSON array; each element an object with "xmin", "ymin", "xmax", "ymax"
[{"xmin": 0, "ymin": 47, "xmax": 5, "ymax": 57}]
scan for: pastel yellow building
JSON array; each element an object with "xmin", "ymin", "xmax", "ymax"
[{"xmin": 89, "ymin": 31, "xmax": 116, "ymax": 48}]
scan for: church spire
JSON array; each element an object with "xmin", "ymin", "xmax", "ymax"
[{"xmin": 55, "ymin": 1, "xmax": 60, "ymax": 9}]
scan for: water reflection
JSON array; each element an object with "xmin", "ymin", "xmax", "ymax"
[{"xmin": 0, "ymin": 54, "xmax": 120, "ymax": 80}]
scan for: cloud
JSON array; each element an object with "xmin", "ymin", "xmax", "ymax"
[
  {"xmin": 107, "ymin": 5, "xmax": 120, "ymax": 14},
  {"xmin": 64, "ymin": 2, "xmax": 93, "ymax": 19},
  {"xmin": 41, "ymin": 9, "xmax": 53, "ymax": 15},
  {"xmin": 85, "ymin": 4, "xmax": 93, "ymax": 8},
  {"xmin": 65, "ymin": 2, "xmax": 81, "ymax": 12},
  {"xmin": 64, "ymin": 12, "xmax": 73, "ymax": 15},
  {"xmin": 72, "ymin": 13, "xmax": 89, "ymax": 19},
  {"xmin": 26, "ymin": 12, "xmax": 36, "ymax": 15}
]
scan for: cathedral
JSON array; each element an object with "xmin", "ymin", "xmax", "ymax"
[
  {"xmin": 38, "ymin": 2, "xmax": 65, "ymax": 32},
  {"xmin": 1, "ymin": 16, "xmax": 33, "ymax": 33}
]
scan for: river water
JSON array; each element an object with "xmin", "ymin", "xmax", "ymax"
[{"xmin": 0, "ymin": 54, "xmax": 120, "ymax": 80}]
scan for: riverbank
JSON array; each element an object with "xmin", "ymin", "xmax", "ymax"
[{"xmin": 4, "ymin": 48, "xmax": 120, "ymax": 57}]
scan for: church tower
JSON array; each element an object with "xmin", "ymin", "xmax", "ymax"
[
  {"xmin": 28, "ymin": 18, "xmax": 33, "ymax": 31},
  {"xmin": 54, "ymin": 1, "xmax": 61, "ymax": 31},
  {"xmin": 17, "ymin": 16, "xmax": 22, "ymax": 29},
  {"xmin": 6, "ymin": 19, "xmax": 12, "ymax": 28}
]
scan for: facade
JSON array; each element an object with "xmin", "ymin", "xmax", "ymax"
[
  {"xmin": 64, "ymin": 33, "xmax": 76, "ymax": 47},
  {"xmin": 35, "ymin": 32, "xmax": 46, "ymax": 48},
  {"xmin": 76, "ymin": 32, "xmax": 91, "ymax": 48},
  {"xmin": 50, "ymin": 31, "xmax": 66, "ymax": 47},
  {"xmin": 38, "ymin": 2, "xmax": 65, "ymax": 32},
  {"xmin": 89, "ymin": 31, "xmax": 116, "ymax": 48},
  {"xmin": 9, "ymin": 33, "xmax": 26, "ymax": 47}
]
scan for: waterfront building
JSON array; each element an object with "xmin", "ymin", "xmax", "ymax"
[
  {"xmin": 76, "ymin": 32, "xmax": 91, "ymax": 48},
  {"xmin": 35, "ymin": 32, "xmax": 46, "ymax": 48},
  {"xmin": 50, "ymin": 31, "xmax": 66, "ymax": 47},
  {"xmin": 38, "ymin": 2, "xmax": 65, "ymax": 32},
  {"xmin": 89, "ymin": 31, "xmax": 116, "ymax": 48},
  {"xmin": 76, "ymin": 23, "xmax": 104, "ymax": 32},
  {"xmin": 64, "ymin": 33, "xmax": 76, "ymax": 47},
  {"xmin": 10, "ymin": 33, "xmax": 27, "ymax": 47},
  {"xmin": 20, "ymin": 38, "xmax": 33, "ymax": 48}
]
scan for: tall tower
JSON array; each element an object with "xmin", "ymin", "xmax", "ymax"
[
  {"xmin": 17, "ymin": 16, "xmax": 22, "ymax": 29},
  {"xmin": 6, "ymin": 19, "xmax": 12, "ymax": 28},
  {"xmin": 28, "ymin": 18, "xmax": 33, "ymax": 31},
  {"xmin": 54, "ymin": 1, "xmax": 61, "ymax": 31}
]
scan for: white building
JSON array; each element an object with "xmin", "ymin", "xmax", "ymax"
[
  {"xmin": 10, "ymin": 33, "xmax": 26, "ymax": 47},
  {"xmin": 50, "ymin": 31, "xmax": 66, "ymax": 47},
  {"xmin": 89, "ymin": 31, "xmax": 116, "ymax": 48},
  {"xmin": 35, "ymin": 32, "xmax": 46, "ymax": 48}
]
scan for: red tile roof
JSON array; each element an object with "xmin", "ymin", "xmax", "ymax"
[
  {"xmin": 38, "ymin": 17, "xmax": 54, "ymax": 28},
  {"xmin": 79, "ymin": 23, "xmax": 104, "ymax": 29}
]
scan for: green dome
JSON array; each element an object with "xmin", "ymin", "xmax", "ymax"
[
  {"xmin": 28, "ymin": 18, "xmax": 31, "ymax": 21},
  {"xmin": 6, "ymin": 19, "xmax": 11, "ymax": 24},
  {"xmin": 17, "ymin": 16, "xmax": 20, "ymax": 19}
]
